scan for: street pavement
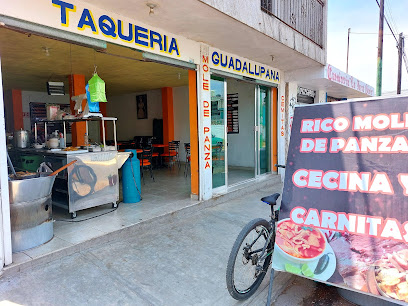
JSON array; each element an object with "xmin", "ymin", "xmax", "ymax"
[{"xmin": 0, "ymin": 183, "xmax": 352, "ymax": 305}]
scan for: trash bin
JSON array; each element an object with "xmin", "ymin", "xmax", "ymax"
[{"xmin": 122, "ymin": 149, "xmax": 141, "ymax": 203}]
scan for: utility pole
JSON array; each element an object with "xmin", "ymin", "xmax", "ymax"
[
  {"xmin": 346, "ymin": 28, "xmax": 350, "ymax": 74},
  {"xmin": 376, "ymin": 0, "xmax": 385, "ymax": 96},
  {"xmin": 397, "ymin": 32, "xmax": 404, "ymax": 94}
]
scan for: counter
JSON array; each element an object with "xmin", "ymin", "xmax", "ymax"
[{"xmin": 9, "ymin": 148, "xmax": 122, "ymax": 218}]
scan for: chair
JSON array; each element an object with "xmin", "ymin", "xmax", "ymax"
[
  {"xmin": 148, "ymin": 137, "xmax": 160, "ymax": 160},
  {"xmin": 171, "ymin": 140, "xmax": 181, "ymax": 168},
  {"xmin": 161, "ymin": 141, "xmax": 178, "ymax": 169},
  {"xmin": 184, "ymin": 143, "xmax": 190, "ymax": 177},
  {"xmin": 140, "ymin": 147, "xmax": 155, "ymax": 184},
  {"xmin": 138, "ymin": 138, "xmax": 144, "ymax": 149},
  {"xmin": 146, "ymin": 141, "xmax": 159, "ymax": 168}
]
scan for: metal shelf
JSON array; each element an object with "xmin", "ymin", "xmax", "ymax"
[
  {"xmin": 34, "ymin": 116, "xmax": 118, "ymax": 151},
  {"xmin": 34, "ymin": 116, "xmax": 117, "ymax": 124}
]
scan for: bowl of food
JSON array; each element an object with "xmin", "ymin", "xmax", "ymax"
[
  {"xmin": 275, "ymin": 218, "xmax": 327, "ymax": 264},
  {"xmin": 34, "ymin": 143, "xmax": 44, "ymax": 149}
]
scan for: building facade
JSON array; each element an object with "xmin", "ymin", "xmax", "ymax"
[{"xmin": 0, "ymin": 0, "xmax": 373, "ymax": 268}]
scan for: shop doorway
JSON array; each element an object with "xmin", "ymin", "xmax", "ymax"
[
  {"xmin": 0, "ymin": 27, "xmax": 196, "ymax": 210},
  {"xmin": 210, "ymin": 76, "xmax": 275, "ymax": 191}
]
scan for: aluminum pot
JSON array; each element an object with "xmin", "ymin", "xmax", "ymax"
[
  {"xmin": 14, "ymin": 130, "xmax": 29, "ymax": 148},
  {"xmin": 9, "ymin": 174, "xmax": 56, "ymax": 252}
]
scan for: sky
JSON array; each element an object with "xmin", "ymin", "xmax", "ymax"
[{"xmin": 327, "ymin": 0, "xmax": 408, "ymax": 94}]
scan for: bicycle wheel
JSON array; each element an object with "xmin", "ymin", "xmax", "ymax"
[{"xmin": 226, "ymin": 218, "xmax": 274, "ymax": 300}]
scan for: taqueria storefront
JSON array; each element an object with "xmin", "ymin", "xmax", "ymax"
[{"xmin": 0, "ymin": 0, "xmax": 285, "ymax": 268}]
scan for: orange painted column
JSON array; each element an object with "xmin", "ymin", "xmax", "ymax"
[
  {"xmin": 12, "ymin": 89, "xmax": 23, "ymax": 131},
  {"xmin": 69, "ymin": 74, "xmax": 87, "ymax": 147},
  {"xmin": 188, "ymin": 70, "xmax": 199, "ymax": 196},
  {"xmin": 161, "ymin": 87, "xmax": 174, "ymax": 147},
  {"xmin": 272, "ymin": 87, "xmax": 278, "ymax": 173}
]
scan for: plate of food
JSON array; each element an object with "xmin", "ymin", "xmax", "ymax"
[
  {"xmin": 272, "ymin": 218, "xmax": 336, "ymax": 281},
  {"xmin": 367, "ymin": 249, "xmax": 408, "ymax": 303},
  {"xmin": 60, "ymin": 147, "xmax": 88, "ymax": 154}
]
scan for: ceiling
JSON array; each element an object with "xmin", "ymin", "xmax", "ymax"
[
  {"xmin": 83, "ymin": 0, "xmax": 322, "ymax": 71},
  {"xmin": 0, "ymin": 28, "xmax": 189, "ymax": 95}
]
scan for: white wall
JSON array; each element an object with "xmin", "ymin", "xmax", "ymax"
[
  {"xmin": 173, "ymin": 86, "xmax": 190, "ymax": 162},
  {"xmin": 226, "ymin": 79, "xmax": 255, "ymax": 168},
  {"xmin": 200, "ymin": 0, "xmax": 327, "ymax": 64},
  {"xmin": 107, "ymin": 89, "xmax": 162, "ymax": 141}
]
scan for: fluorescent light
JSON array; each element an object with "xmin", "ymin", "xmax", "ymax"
[{"xmin": 142, "ymin": 52, "xmax": 196, "ymax": 70}]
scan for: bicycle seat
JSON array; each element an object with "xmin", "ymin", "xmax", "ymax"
[{"xmin": 261, "ymin": 193, "xmax": 280, "ymax": 206}]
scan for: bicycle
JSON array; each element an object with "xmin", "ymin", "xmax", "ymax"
[{"xmin": 226, "ymin": 165, "xmax": 285, "ymax": 301}]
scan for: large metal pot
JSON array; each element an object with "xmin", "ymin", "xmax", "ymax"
[
  {"xmin": 9, "ymin": 175, "xmax": 56, "ymax": 252},
  {"xmin": 14, "ymin": 129, "xmax": 29, "ymax": 148}
]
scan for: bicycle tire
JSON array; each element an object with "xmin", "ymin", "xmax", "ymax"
[{"xmin": 226, "ymin": 218, "xmax": 273, "ymax": 300}]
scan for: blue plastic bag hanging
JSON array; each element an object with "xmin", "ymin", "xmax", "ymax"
[
  {"xmin": 86, "ymin": 84, "xmax": 100, "ymax": 113},
  {"xmin": 88, "ymin": 73, "xmax": 107, "ymax": 103}
]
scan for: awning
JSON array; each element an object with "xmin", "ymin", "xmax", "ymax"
[{"xmin": 286, "ymin": 64, "xmax": 375, "ymax": 99}]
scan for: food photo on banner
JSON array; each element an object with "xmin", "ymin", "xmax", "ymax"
[{"xmin": 271, "ymin": 96, "xmax": 408, "ymax": 305}]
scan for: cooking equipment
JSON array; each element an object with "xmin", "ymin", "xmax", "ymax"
[
  {"xmin": 14, "ymin": 129, "xmax": 29, "ymax": 148},
  {"xmin": 9, "ymin": 174, "xmax": 56, "ymax": 252},
  {"xmin": 48, "ymin": 138, "xmax": 59, "ymax": 149},
  {"xmin": 48, "ymin": 131, "xmax": 59, "ymax": 149}
]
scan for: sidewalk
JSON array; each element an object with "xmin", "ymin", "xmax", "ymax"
[{"xmin": 0, "ymin": 177, "xmax": 299, "ymax": 305}]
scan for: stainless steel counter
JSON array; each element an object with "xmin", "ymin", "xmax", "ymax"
[{"xmin": 9, "ymin": 148, "xmax": 124, "ymax": 218}]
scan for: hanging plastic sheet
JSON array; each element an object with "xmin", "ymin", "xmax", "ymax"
[{"xmin": 88, "ymin": 73, "xmax": 107, "ymax": 103}]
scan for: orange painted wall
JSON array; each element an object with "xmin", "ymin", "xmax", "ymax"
[
  {"xmin": 69, "ymin": 74, "xmax": 87, "ymax": 146},
  {"xmin": 272, "ymin": 87, "xmax": 278, "ymax": 172},
  {"xmin": 12, "ymin": 89, "xmax": 23, "ymax": 131},
  {"xmin": 188, "ymin": 70, "xmax": 199, "ymax": 196},
  {"xmin": 161, "ymin": 87, "xmax": 174, "ymax": 147},
  {"xmin": 3, "ymin": 90, "xmax": 14, "ymax": 133}
]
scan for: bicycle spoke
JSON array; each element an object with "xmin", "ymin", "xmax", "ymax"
[{"xmin": 233, "ymin": 225, "xmax": 269, "ymax": 293}]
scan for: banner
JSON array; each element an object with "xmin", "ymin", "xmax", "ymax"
[{"xmin": 272, "ymin": 97, "xmax": 408, "ymax": 305}]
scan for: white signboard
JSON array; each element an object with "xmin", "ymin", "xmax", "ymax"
[
  {"xmin": 209, "ymin": 47, "xmax": 280, "ymax": 85},
  {"xmin": 326, "ymin": 64, "xmax": 374, "ymax": 96},
  {"xmin": 198, "ymin": 44, "xmax": 212, "ymax": 200},
  {"xmin": 1, "ymin": 0, "xmax": 200, "ymax": 63}
]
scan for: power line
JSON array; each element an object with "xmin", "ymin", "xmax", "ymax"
[
  {"xmin": 385, "ymin": 1, "xmax": 398, "ymax": 35},
  {"xmin": 403, "ymin": 51, "xmax": 408, "ymax": 76},
  {"xmin": 375, "ymin": 0, "xmax": 398, "ymax": 43},
  {"xmin": 349, "ymin": 32, "xmax": 394, "ymax": 35},
  {"xmin": 385, "ymin": 0, "xmax": 399, "ymax": 35}
]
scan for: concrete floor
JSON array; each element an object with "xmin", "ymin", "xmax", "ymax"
[
  {"xmin": 6, "ymin": 165, "xmax": 279, "ymax": 278},
  {"xmin": 0, "ymin": 175, "xmax": 293, "ymax": 305}
]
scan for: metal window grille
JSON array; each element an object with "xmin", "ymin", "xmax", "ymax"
[{"xmin": 261, "ymin": 0, "xmax": 324, "ymax": 47}]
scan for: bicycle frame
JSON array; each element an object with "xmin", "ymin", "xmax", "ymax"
[{"xmin": 248, "ymin": 208, "xmax": 279, "ymax": 274}]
